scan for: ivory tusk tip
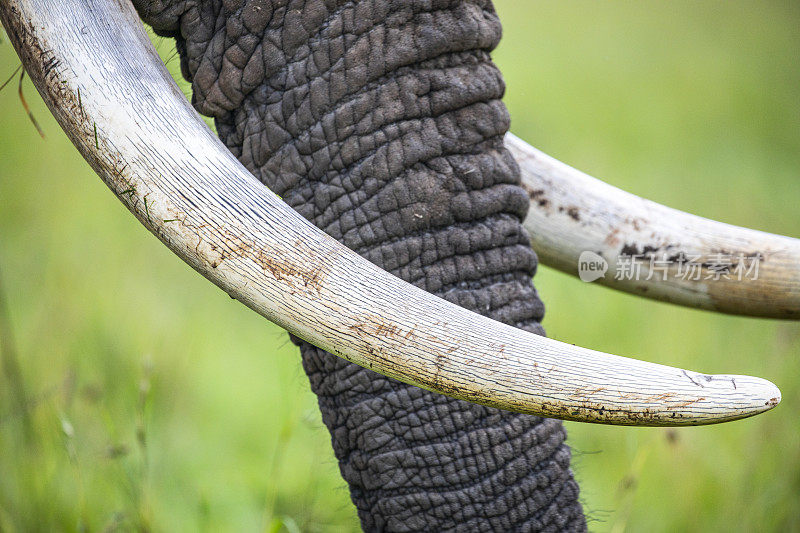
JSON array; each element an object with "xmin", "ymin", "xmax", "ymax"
[
  {"xmin": 724, "ymin": 374, "xmax": 781, "ymax": 419},
  {"xmin": 760, "ymin": 379, "xmax": 782, "ymax": 410}
]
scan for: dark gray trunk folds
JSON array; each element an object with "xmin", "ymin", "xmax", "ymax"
[{"xmin": 134, "ymin": 1, "xmax": 586, "ymax": 530}]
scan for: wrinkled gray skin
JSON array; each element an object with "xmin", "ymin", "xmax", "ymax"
[{"xmin": 133, "ymin": 1, "xmax": 585, "ymax": 530}]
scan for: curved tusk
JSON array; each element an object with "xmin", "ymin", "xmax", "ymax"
[
  {"xmin": 507, "ymin": 133, "xmax": 800, "ymax": 319},
  {"xmin": 0, "ymin": 0, "xmax": 781, "ymax": 426}
]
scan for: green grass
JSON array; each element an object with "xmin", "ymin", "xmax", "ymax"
[{"xmin": 1, "ymin": 2, "xmax": 799, "ymax": 531}]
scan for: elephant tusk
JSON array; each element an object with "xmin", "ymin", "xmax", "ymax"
[
  {"xmin": 507, "ymin": 133, "xmax": 800, "ymax": 319},
  {"xmin": 0, "ymin": 0, "xmax": 782, "ymax": 426}
]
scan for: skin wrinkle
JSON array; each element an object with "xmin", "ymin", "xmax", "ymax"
[
  {"xmin": 256, "ymin": 58, "xmax": 504, "ymax": 170},
  {"xmin": 290, "ymin": 134, "xmax": 522, "ymax": 253},
  {"xmin": 255, "ymin": 51, "xmax": 497, "ymax": 160},
  {"xmin": 236, "ymin": 99, "xmax": 511, "ymax": 212},
  {"xmin": 313, "ymin": 148, "xmax": 524, "ymax": 248},
  {"xmin": 343, "ymin": 417, "xmax": 568, "ymax": 491},
  {"xmin": 133, "ymin": 0, "xmax": 587, "ymax": 530}
]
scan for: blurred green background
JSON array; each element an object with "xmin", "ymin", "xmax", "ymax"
[{"xmin": 1, "ymin": 1, "xmax": 798, "ymax": 531}]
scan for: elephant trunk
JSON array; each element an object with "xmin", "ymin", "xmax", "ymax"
[{"xmin": 136, "ymin": 0, "xmax": 584, "ymax": 529}]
